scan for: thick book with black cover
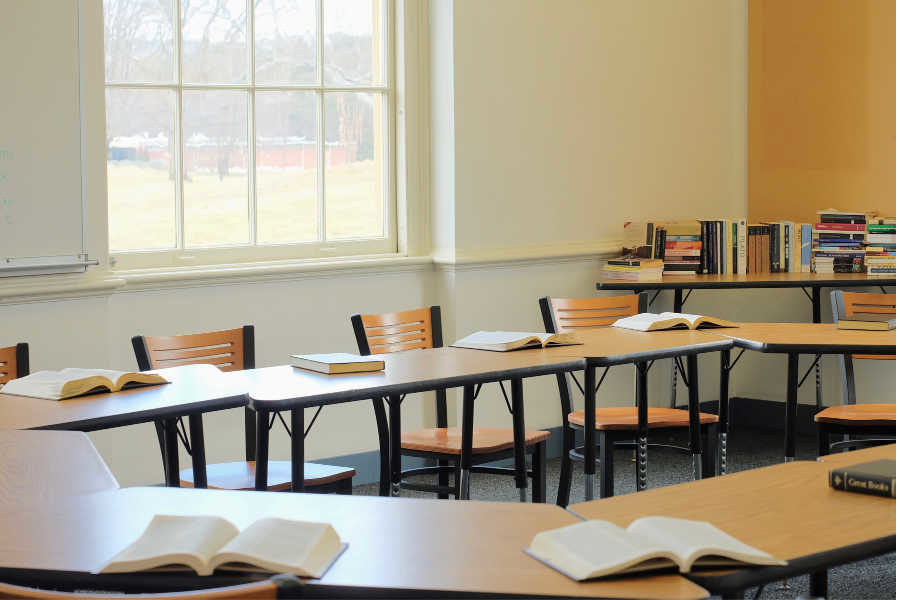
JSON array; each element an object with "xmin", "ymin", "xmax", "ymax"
[{"xmin": 829, "ymin": 459, "xmax": 895, "ymax": 498}]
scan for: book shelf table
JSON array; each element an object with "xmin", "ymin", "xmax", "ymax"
[
  {"xmin": 597, "ymin": 273, "xmax": 896, "ymax": 409},
  {"xmin": 568, "ymin": 446, "xmax": 896, "ymax": 599},
  {"xmin": 701, "ymin": 324, "xmax": 896, "ymax": 465},
  {"xmin": 0, "ymin": 486, "xmax": 709, "ymax": 599}
]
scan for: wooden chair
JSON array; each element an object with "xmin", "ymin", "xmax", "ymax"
[
  {"xmin": 0, "ymin": 343, "xmax": 29, "ymax": 384},
  {"xmin": 132, "ymin": 326, "xmax": 354, "ymax": 493},
  {"xmin": 816, "ymin": 291, "xmax": 896, "ymax": 455},
  {"xmin": 540, "ymin": 295, "xmax": 719, "ymax": 505},
  {"xmin": 351, "ymin": 306, "xmax": 550, "ymax": 501},
  {"xmin": 0, "ymin": 574, "xmax": 302, "ymax": 599}
]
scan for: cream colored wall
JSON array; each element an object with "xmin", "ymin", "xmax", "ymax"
[
  {"xmin": 450, "ymin": 0, "xmax": 748, "ymax": 251},
  {"xmin": 0, "ymin": 0, "xmax": 892, "ymax": 488}
]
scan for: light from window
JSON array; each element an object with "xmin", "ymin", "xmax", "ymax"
[{"xmin": 104, "ymin": 0, "xmax": 391, "ymax": 258}]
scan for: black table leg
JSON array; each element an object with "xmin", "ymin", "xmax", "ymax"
[
  {"xmin": 511, "ymin": 378, "xmax": 527, "ymax": 502},
  {"xmin": 459, "ymin": 385, "xmax": 475, "ymax": 500},
  {"xmin": 254, "ymin": 409, "xmax": 269, "ymax": 491},
  {"xmin": 291, "ymin": 409, "xmax": 304, "ymax": 492},
  {"xmin": 810, "ymin": 570, "xmax": 828, "ymax": 598},
  {"xmin": 785, "ymin": 353, "xmax": 799, "ymax": 461},
  {"xmin": 388, "ymin": 395, "xmax": 402, "ymax": 497},
  {"xmin": 718, "ymin": 349, "xmax": 731, "ymax": 475},
  {"xmin": 812, "ymin": 287, "xmax": 823, "ymax": 411},
  {"xmin": 635, "ymin": 362, "xmax": 649, "ymax": 491},
  {"xmin": 163, "ymin": 418, "xmax": 179, "ymax": 487},
  {"xmin": 671, "ymin": 289, "xmax": 684, "ymax": 409},
  {"xmin": 371, "ymin": 397, "xmax": 391, "ymax": 497},
  {"xmin": 187, "ymin": 414, "xmax": 207, "ymax": 489},
  {"xmin": 687, "ymin": 354, "xmax": 702, "ymax": 480},
  {"xmin": 583, "ymin": 365, "xmax": 596, "ymax": 501}
]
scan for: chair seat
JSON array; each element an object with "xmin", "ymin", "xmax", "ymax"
[
  {"xmin": 401, "ymin": 427, "xmax": 550, "ymax": 455},
  {"xmin": 568, "ymin": 407, "xmax": 719, "ymax": 430},
  {"xmin": 180, "ymin": 461, "xmax": 355, "ymax": 491},
  {"xmin": 814, "ymin": 404, "xmax": 896, "ymax": 427}
]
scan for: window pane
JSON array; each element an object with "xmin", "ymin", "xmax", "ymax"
[
  {"xmin": 324, "ymin": 0, "xmax": 383, "ymax": 86},
  {"xmin": 255, "ymin": 0, "xmax": 316, "ymax": 84},
  {"xmin": 181, "ymin": 0, "xmax": 248, "ymax": 84},
  {"xmin": 183, "ymin": 90, "xmax": 249, "ymax": 247},
  {"xmin": 325, "ymin": 92, "xmax": 383, "ymax": 239},
  {"xmin": 106, "ymin": 88, "xmax": 176, "ymax": 251},
  {"xmin": 104, "ymin": 0, "xmax": 175, "ymax": 83},
  {"xmin": 256, "ymin": 91, "xmax": 318, "ymax": 244}
]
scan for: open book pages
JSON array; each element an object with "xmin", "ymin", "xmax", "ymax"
[
  {"xmin": 97, "ymin": 515, "xmax": 345, "ymax": 578},
  {"xmin": 526, "ymin": 517, "xmax": 785, "ymax": 581},
  {"xmin": 291, "ymin": 352, "xmax": 385, "ymax": 374},
  {"xmin": 450, "ymin": 331, "xmax": 581, "ymax": 352},
  {"xmin": 0, "ymin": 368, "xmax": 169, "ymax": 400},
  {"xmin": 612, "ymin": 312, "xmax": 737, "ymax": 332}
]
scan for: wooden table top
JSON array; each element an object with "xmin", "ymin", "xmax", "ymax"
[
  {"xmin": 0, "ymin": 364, "xmax": 246, "ymax": 431},
  {"xmin": 547, "ymin": 328, "xmax": 733, "ymax": 365},
  {"xmin": 0, "ymin": 430, "xmax": 118, "ymax": 507},
  {"xmin": 0, "ymin": 487, "xmax": 709, "ymax": 599},
  {"xmin": 701, "ymin": 323, "xmax": 896, "ymax": 354},
  {"xmin": 817, "ymin": 444, "xmax": 896, "ymax": 467},
  {"xmin": 248, "ymin": 348, "xmax": 585, "ymax": 409},
  {"xmin": 568, "ymin": 454, "xmax": 895, "ymax": 570},
  {"xmin": 598, "ymin": 272, "xmax": 896, "ymax": 290}
]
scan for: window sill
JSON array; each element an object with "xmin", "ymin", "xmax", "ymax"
[{"xmin": 114, "ymin": 253, "xmax": 434, "ymax": 291}]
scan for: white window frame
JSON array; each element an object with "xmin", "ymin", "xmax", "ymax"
[{"xmin": 105, "ymin": 0, "xmax": 399, "ymax": 271}]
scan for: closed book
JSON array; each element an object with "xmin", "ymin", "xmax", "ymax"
[
  {"xmin": 816, "ymin": 223, "xmax": 867, "ymax": 231},
  {"xmin": 291, "ymin": 353, "xmax": 385, "ymax": 374},
  {"xmin": 867, "ymin": 224, "xmax": 897, "ymax": 233},
  {"xmin": 867, "ymin": 234, "xmax": 897, "ymax": 244},
  {"xmin": 841, "ymin": 312, "xmax": 897, "ymax": 323},
  {"xmin": 829, "ymin": 460, "xmax": 895, "ymax": 498},
  {"xmin": 837, "ymin": 319, "xmax": 895, "ymax": 331}
]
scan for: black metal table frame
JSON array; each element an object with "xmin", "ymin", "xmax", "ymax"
[
  {"xmin": 578, "ymin": 338, "xmax": 733, "ymax": 501},
  {"xmin": 28, "ymin": 394, "xmax": 248, "ymax": 489},
  {"xmin": 597, "ymin": 277, "xmax": 896, "ymax": 413},
  {"xmin": 721, "ymin": 337, "xmax": 897, "ymax": 464},
  {"xmin": 248, "ymin": 359, "xmax": 586, "ymax": 500}
]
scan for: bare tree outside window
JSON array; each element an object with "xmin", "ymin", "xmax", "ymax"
[{"xmin": 104, "ymin": 0, "xmax": 390, "ymax": 256}]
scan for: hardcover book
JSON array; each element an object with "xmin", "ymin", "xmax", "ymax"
[
  {"xmin": 829, "ymin": 460, "xmax": 895, "ymax": 498},
  {"xmin": 291, "ymin": 353, "xmax": 385, "ymax": 374},
  {"xmin": 96, "ymin": 515, "xmax": 346, "ymax": 577},
  {"xmin": 524, "ymin": 517, "xmax": 785, "ymax": 581},
  {"xmin": 0, "ymin": 368, "xmax": 169, "ymax": 400},
  {"xmin": 612, "ymin": 312, "xmax": 736, "ymax": 332}
]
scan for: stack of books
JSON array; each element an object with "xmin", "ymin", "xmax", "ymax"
[
  {"xmin": 812, "ymin": 210, "xmax": 869, "ymax": 273},
  {"xmin": 601, "ymin": 258, "xmax": 664, "ymax": 281},
  {"xmin": 698, "ymin": 220, "xmax": 746, "ymax": 275},
  {"xmin": 864, "ymin": 219, "xmax": 896, "ymax": 277},
  {"xmin": 647, "ymin": 221, "xmax": 702, "ymax": 275}
]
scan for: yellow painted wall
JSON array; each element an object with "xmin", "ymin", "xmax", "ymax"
[{"xmin": 749, "ymin": 0, "xmax": 895, "ymax": 222}]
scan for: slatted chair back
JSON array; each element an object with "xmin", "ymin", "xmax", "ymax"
[
  {"xmin": 539, "ymin": 293, "xmax": 647, "ymax": 423},
  {"xmin": 539, "ymin": 294, "xmax": 647, "ymax": 333},
  {"xmin": 131, "ymin": 326, "xmax": 254, "ymax": 372},
  {"xmin": 830, "ymin": 291, "xmax": 896, "ymax": 405},
  {"xmin": 351, "ymin": 306, "xmax": 447, "ymax": 427},
  {"xmin": 0, "ymin": 343, "xmax": 29, "ymax": 384},
  {"xmin": 351, "ymin": 307, "xmax": 440, "ymax": 355},
  {"xmin": 131, "ymin": 326, "xmax": 256, "ymax": 463},
  {"xmin": 0, "ymin": 574, "xmax": 301, "ymax": 598}
]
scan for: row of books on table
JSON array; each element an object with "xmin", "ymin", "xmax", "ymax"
[{"xmin": 611, "ymin": 210, "xmax": 896, "ymax": 278}]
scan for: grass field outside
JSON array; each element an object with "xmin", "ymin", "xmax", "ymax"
[{"xmin": 108, "ymin": 160, "xmax": 383, "ymax": 252}]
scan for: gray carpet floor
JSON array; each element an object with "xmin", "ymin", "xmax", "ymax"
[{"xmin": 355, "ymin": 427, "xmax": 896, "ymax": 599}]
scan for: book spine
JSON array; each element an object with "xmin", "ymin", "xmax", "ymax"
[
  {"xmin": 769, "ymin": 224, "xmax": 778, "ymax": 272},
  {"xmin": 657, "ymin": 229, "xmax": 667, "ymax": 261},
  {"xmin": 830, "ymin": 467, "xmax": 896, "ymax": 498},
  {"xmin": 738, "ymin": 219, "xmax": 747, "ymax": 274},
  {"xmin": 699, "ymin": 222, "xmax": 707, "ymax": 274},
  {"xmin": 783, "ymin": 223, "xmax": 790, "ymax": 272},
  {"xmin": 646, "ymin": 222, "xmax": 655, "ymax": 246},
  {"xmin": 816, "ymin": 223, "xmax": 867, "ymax": 231}
]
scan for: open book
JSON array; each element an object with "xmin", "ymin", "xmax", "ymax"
[
  {"xmin": 0, "ymin": 368, "xmax": 169, "ymax": 400},
  {"xmin": 525, "ymin": 517, "xmax": 785, "ymax": 581},
  {"xmin": 612, "ymin": 312, "xmax": 737, "ymax": 332},
  {"xmin": 451, "ymin": 331, "xmax": 581, "ymax": 352},
  {"xmin": 96, "ymin": 515, "xmax": 346, "ymax": 578}
]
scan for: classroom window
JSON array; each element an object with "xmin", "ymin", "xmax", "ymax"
[{"xmin": 103, "ymin": 0, "xmax": 395, "ymax": 266}]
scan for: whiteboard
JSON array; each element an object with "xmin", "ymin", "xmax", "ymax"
[{"xmin": 0, "ymin": 0, "xmax": 91, "ymax": 274}]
